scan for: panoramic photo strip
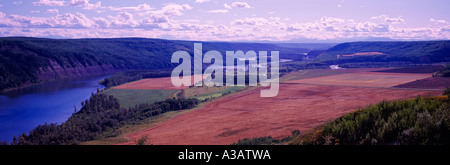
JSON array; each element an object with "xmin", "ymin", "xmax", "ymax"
[{"xmin": 0, "ymin": 0, "xmax": 449, "ymax": 162}]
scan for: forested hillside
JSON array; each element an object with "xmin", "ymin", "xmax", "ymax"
[
  {"xmin": 3, "ymin": 37, "xmax": 449, "ymax": 91},
  {"xmin": 316, "ymin": 41, "xmax": 450, "ymax": 64},
  {"xmin": 0, "ymin": 37, "xmax": 308, "ymax": 91}
]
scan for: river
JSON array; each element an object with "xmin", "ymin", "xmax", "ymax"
[{"xmin": 0, "ymin": 75, "xmax": 110, "ymax": 142}]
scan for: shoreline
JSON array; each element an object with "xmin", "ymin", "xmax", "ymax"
[{"xmin": 0, "ymin": 72, "xmax": 117, "ymax": 94}]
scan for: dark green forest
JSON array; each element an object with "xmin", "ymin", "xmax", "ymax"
[{"xmin": 4, "ymin": 93, "xmax": 198, "ymax": 145}]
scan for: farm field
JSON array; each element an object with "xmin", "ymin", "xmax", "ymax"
[
  {"xmin": 374, "ymin": 65, "xmax": 445, "ymax": 74},
  {"xmin": 280, "ymin": 68, "xmax": 384, "ymax": 82},
  {"xmin": 284, "ymin": 71, "xmax": 431, "ymax": 87},
  {"xmin": 394, "ymin": 77, "xmax": 450, "ymax": 90},
  {"xmin": 113, "ymin": 75, "xmax": 205, "ymax": 90},
  {"xmin": 109, "ymin": 68, "xmax": 447, "ymax": 145},
  {"xmin": 184, "ymin": 86, "xmax": 246, "ymax": 101},
  {"xmin": 183, "ymin": 86, "xmax": 229, "ymax": 98},
  {"xmin": 117, "ymin": 83, "xmax": 441, "ymax": 145},
  {"xmin": 104, "ymin": 75, "xmax": 244, "ymax": 108},
  {"xmin": 102, "ymin": 89, "xmax": 179, "ymax": 108},
  {"xmin": 341, "ymin": 52, "xmax": 386, "ymax": 57}
]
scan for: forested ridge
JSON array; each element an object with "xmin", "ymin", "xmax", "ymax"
[{"xmin": 316, "ymin": 41, "xmax": 450, "ymax": 64}]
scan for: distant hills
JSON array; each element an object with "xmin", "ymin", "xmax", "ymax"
[
  {"xmin": 316, "ymin": 41, "xmax": 450, "ymax": 63},
  {"xmin": 1, "ymin": 37, "xmax": 449, "ymax": 91}
]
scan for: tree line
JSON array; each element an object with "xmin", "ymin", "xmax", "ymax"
[
  {"xmin": 232, "ymin": 130, "xmax": 300, "ymax": 145},
  {"xmin": 433, "ymin": 64, "xmax": 450, "ymax": 77},
  {"xmin": 99, "ymin": 70, "xmax": 172, "ymax": 88}
]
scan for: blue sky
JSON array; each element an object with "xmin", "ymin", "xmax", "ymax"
[{"xmin": 0, "ymin": 0, "xmax": 448, "ymax": 42}]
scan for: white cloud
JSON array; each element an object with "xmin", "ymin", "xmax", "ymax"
[
  {"xmin": 33, "ymin": 0, "xmax": 101, "ymax": 10},
  {"xmin": 337, "ymin": 0, "xmax": 344, "ymax": 8},
  {"xmin": 231, "ymin": 2, "xmax": 251, "ymax": 8},
  {"xmin": 80, "ymin": 11, "xmax": 172, "ymax": 29},
  {"xmin": 31, "ymin": 11, "xmax": 41, "ymax": 13},
  {"xmin": 46, "ymin": 9, "xmax": 59, "ymax": 13},
  {"xmin": 145, "ymin": 14, "xmax": 170, "ymax": 23},
  {"xmin": 109, "ymin": 3, "xmax": 153, "ymax": 12},
  {"xmin": 159, "ymin": 4, "xmax": 192, "ymax": 16},
  {"xmin": 107, "ymin": 12, "xmax": 138, "ymax": 28},
  {"xmin": 224, "ymin": 3, "xmax": 232, "ymax": 9},
  {"xmin": 33, "ymin": 0, "xmax": 65, "ymax": 6},
  {"xmin": 286, "ymin": 23, "xmax": 305, "ymax": 31},
  {"xmin": 1, "ymin": 12, "xmax": 97, "ymax": 29},
  {"xmin": 138, "ymin": 4, "xmax": 191, "ymax": 17},
  {"xmin": 195, "ymin": 0, "xmax": 211, "ymax": 3},
  {"xmin": 139, "ymin": 13, "xmax": 173, "ymax": 29},
  {"xmin": 114, "ymin": 12, "xmax": 132, "ymax": 20},
  {"xmin": 13, "ymin": 1, "xmax": 23, "ymax": 5},
  {"xmin": 371, "ymin": 15, "xmax": 404, "ymax": 23},
  {"xmin": 232, "ymin": 17, "xmax": 284, "ymax": 27},
  {"xmin": 0, "ymin": 20, "xmax": 447, "ymax": 41},
  {"xmin": 0, "ymin": 18, "xmax": 22, "ymax": 27},
  {"xmin": 430, "ymin": 18, "xmax": 448, "ymax": 24},
  {"xmin": 83, "ymin": 1, "xmax": 102, "ymax": 10},
  {"xmin": 56, "ymin": 12, "xmax": 96, "ymax": 28},
  {"xmin": 320, "ymin": 16, "xmax": 345, "ymax": 24},
  {"xmin": 92, "ymin": 17, "xmax": 109, "ymax": 28},
  {"xmin": 1, "ymin": 3, "xmax": 449, "ymax": 41},
  {"xmin": 207, "ymin": 10, "xmax": 229, "ymax": 14},
  {"xmin": 135, "ymin": 4, "xmax": 193, "ymax": 30},
  {"xmin": 67, "ymin": 0, "xmax": 102, "ymax": 10},
  {"xmin": 68, "ymin": 0, "xmax": 89, "ymax": 7},
  {"xmin": 233, "ymin": 17, "xmax": 262, "ymax": 25},
  {"xmin": 283, "ymin": 16, "xmax": 395, "ymax": 35}
]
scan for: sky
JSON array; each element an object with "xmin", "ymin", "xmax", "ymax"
[{"xmin": 0, "ymin": 0, "xmax": 449, "ymax": 42}]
